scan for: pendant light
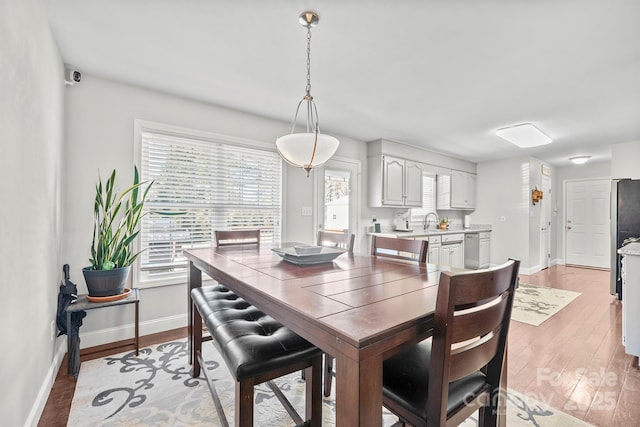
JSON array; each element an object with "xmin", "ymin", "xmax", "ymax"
[{"xmin": 276, "ymin": 11, "xmax": 339, "ymax": 177}]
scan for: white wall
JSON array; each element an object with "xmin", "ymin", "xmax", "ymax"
[
  {"xmin": 473, "ymin": 157, "xmax": 532, "ymax": 270},
  {"xmin": 62, "ymin": 74, "xmax": 372, "ymax": 347},
  {"xmin": 612, "ymin": 141, "xmax": 640, "ymax": 179},
  {"xmin": 0, "ymin": 0, "xmax": 65, "ymax": 425}
]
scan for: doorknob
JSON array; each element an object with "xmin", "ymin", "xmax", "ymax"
[{"xmin": 567, "ymin": 226, "xmax": 572, "ymax": 230}]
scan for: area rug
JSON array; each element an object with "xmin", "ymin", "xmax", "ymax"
[
  {"xmin": 68, "ymin": 340, "xmax": 592, "ymax": 426},
  {"xmin": 511, "ymin": 283, "xmax": 581, "ymax": 327}
]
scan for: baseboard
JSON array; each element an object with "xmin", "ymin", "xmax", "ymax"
[
  {"xmin": 78, "ymin": 313, "xmax": 187, "ymax": 349},
  {"xmin": 27, "ymin": 336, "xmax": 67, "ymax": 427}
]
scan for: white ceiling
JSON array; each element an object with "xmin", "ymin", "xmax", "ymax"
[{"xmin": 45, "ymin": 0, "xmax": 640, "ymax": 166}]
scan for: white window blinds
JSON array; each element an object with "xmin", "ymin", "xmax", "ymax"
[
  {"xmin": 410, "ymin": 174, "xmax": 436, "ymax": 222},
  {"xmin": 139, "ymin": 130, "xmax": 282, "ymax": 282}
]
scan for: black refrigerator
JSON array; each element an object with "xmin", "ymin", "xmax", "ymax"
[{"xmin": 610, "ymin": 179, "xmax": 640, "ymax": 299}]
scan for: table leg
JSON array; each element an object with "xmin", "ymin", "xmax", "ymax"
[
  {"xmin": 335, "ymin": 353, "xmax": 383, "ymax": 426},
  {"xmin": 188, "ymin": 261, "xmax": 202, "ymax": 367}
]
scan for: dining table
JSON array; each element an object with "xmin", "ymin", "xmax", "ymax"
[{"xmin": 184, "ymin": 243, "xmax": 506, "ymax": 426}]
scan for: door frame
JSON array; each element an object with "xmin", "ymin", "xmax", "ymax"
[
  {"xmin": 313, "ymin": 156, "xmax": 362, "ymax": 252},
  {"xmin": 540, "ymin": 175, "xmax": 551, "ymax": 269}
]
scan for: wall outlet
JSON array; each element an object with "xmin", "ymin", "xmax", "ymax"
[{"xmin": 50, "ymin": 320, "xmax": 57, "ymax": 341}]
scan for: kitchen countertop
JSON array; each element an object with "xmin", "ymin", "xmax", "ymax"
[
  {"xmin": 368, "ymin": 225, "xmax": 492, "ymax": 238},
  {"xmin": 618, "ymin": 242, "xmax": 640, "ymax": 256}
]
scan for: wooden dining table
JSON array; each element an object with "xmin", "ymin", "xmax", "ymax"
[{"xmin": 184, "ymin": 244, "xmax": 463, "ymax": 425}]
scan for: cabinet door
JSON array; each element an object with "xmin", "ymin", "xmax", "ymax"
[
  {"xmin": 404, "ymin": 161, "xmax": 423, "ymax": 207},
  {"xmin": 440, "ymin": 245, "xmax": 452, "ymax": 267},
  {"xmin": 450, "ymin": 243, "xmax": 464, "ymax": 268},
  {"xmin": 465, "ymin": 173, "xmax": 477, "ymax": 208},
  {"xmin": 428, "ymin": 244, "xmax": 440, "ymax": 265},
  {"xmin": 382, "ymin": 156, "xmax": 405, "ymax": 206},
  {"xmin": 451, "ymin": 170, "xmax": 477, "ymax": 209}
]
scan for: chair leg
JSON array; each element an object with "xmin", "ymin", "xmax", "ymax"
[
  {"xmin": 323, "ymin": 354, "xmax": 334, "ymax": 397},
  {"xmin": 235, "ymin": 378, "xmax": 255, "ymax": 427}
]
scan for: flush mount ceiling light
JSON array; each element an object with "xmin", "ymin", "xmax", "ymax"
[
  {"xmin": 495, "ymin": 123, "xmax": 552, "ymax": 148},
  {"xmin": 275, "ymin": 11, "xmax": 339, "ymax": 177},
  {"xmin": 569, "ymin": 155, "xmax": 591, "ymax": 165}
]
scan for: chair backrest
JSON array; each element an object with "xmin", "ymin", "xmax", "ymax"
[
  {"xmin": 317, "ymin": 231, "xmax": 355, "ymax": 253},
  {"xmin": 427, "ymin": 258, "xmax": 520, "ymax": 425},
  {"xmin": 370, "ymin": 235, "xmax": 428, "ymax": 264},
  {"xmin": 215, "ymin": 230, "xmax": 261, "ymax": 247}
]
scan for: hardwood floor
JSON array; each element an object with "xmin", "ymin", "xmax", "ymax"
[
  {"xmin": 38, "ymin": 266, "xmax": 640, "ymax": 426},
  {"xmin": 509, "ymin": 265, "xmax": 640, "ymax": 426}
]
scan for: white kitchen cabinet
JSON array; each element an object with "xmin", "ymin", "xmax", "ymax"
[
  {"xmin": 369, "ymin": 155, "xmax": 423, "ymax": 207},
  {"xmin": 439, "ymin": 233, "xmax": 464, "ymax": 268},
  {"xmin": 440, "ymin": 243, "xmax": 463, "ymax": 268},
  {"xmin": 618, "ymin": 243, "xmax": 640, "ymax": 365},
  {"xmin": 427, "ymin": 235, "xmax": 441, "ymax": 265},
  {"xmin": 436, "ymin": 170, "xmax": 477, "ymax": 210}
]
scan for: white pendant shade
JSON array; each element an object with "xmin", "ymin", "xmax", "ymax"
[{"xmin": 276, "ymin": 132, "xmax": 339, "ymax": 169}]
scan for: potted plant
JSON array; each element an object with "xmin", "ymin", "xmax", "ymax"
[
  {"xmin": 82, "ymin": 166, "xmax": 153, "ymax": 297},
  {"xmin": 439, "ymin": 216, "xmax": 450, "ymax": 230}
]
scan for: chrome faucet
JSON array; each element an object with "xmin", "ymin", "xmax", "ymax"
[{"xmin": 423, "ymin": 212, "xmax": 439, "ymax": 230}]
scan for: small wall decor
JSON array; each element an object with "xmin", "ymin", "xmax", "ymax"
[{"xmin": 532, "ymin": 187, "xmax": 544, "ymax": 205}]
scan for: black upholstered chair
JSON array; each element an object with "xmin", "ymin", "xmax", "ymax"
[
  {"xmin": 316, "ymin": 230, "xmax": 355, "ymax": 397},
  {"xmin": 382, "ymin": 259, "xmax": 520, "ymax": 427},
  {"xmin": 371, "ymin": 235, "xmax": 428, "ymax": 264}
]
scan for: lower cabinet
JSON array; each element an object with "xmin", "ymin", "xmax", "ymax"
[
  {"xmin": 440, "ymin": 242, "xmax": 463, "ymax": 268},
  {"xmin": 427, "ymin": 236, "xmax": 440, "ymax": 265}
]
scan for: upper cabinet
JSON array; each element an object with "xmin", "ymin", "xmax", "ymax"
[
  {"xmin": 369, "ymin": 155, "xmax": 423, "ymax": 207},
  {"xmin": 437, "ymin": 170, "xmax": 477, "ymax": 210}
]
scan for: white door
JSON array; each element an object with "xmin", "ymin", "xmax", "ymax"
[
  {"xmin": 315, "ymin": 158, "xmax": 361, "ymax": 251},
  {"xmin": 540, "ymin": 175, "xmax": 551, "ymax": 269},
  {"xmin": 565, "ymin": 179, "xmax": 611, "ymax": 268}
]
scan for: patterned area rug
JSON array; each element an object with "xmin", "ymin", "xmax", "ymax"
[
  {"xmin": 511, "ymin": 283, "xmax": 582, "ymax": 326},
  {"xmin": 68, "ymin": 340, "xmax": 592, "ymax": 426}
]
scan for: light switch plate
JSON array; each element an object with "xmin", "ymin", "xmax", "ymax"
[{"xmin": 301, "ymin": 206, "xmax": 312, "ymax": 216}]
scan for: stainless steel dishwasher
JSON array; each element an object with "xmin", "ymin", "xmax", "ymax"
[{"xmin": 464, "ymin": 232, "xmax": 490, "ymax": 269}]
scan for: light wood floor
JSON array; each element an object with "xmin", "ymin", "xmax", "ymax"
[
  {"xmin": 39, "ymin": 265, "xmax": 640, "ymax": 426},
  {"xmin": 508, "ymin": 265, "xmax": 640, "ymax": 426}
]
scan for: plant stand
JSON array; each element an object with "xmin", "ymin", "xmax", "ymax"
[{"xmin": 65, "ymin": 288, "xmax": 139, "ymax": 376}]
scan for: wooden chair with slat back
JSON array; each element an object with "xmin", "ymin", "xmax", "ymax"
[
  {"xmin": 382, "ymin": 258, "xmax": 521, "ymax": 427},
  {"xmin": 317, "ymin": 230, "xmax": 355, "ymax": 252},
  {"xmin": 315, "ymin": 230, "xmax": 355, "ymax": 397},
  {"xmin": 371, "ymin": 235, "xmax": 428, "ymax": 264},
  {"xmin": 214, "ymin": 229, "xmax": 260, "ymax": 247}
]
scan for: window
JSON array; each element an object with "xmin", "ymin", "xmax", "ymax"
[
  {"xmin": 410, "ymin": 174, "xmax": 436, "ymax": 223},
  {"xmin": 137, "ymin": 124, "xmax": 282, "ymax": 286}
]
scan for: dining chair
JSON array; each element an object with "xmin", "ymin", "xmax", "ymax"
[
  {"xmin": 382, "ymin": 258, "xmax": 521, "ymax": 427},
  {"xmin": 214, "ymin": 229, "xmax": 260, "ymax": 247},
  {"xmin": 317, "ymin": 230, "xmax": 355, "ymax": 252},
  {"xmin": 371, "ymin": 235, "xmax": 428, "ymax": 264},
  {"xmin": 316, "ymin": 230, "xmax": 356, "ymax": 397}
]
